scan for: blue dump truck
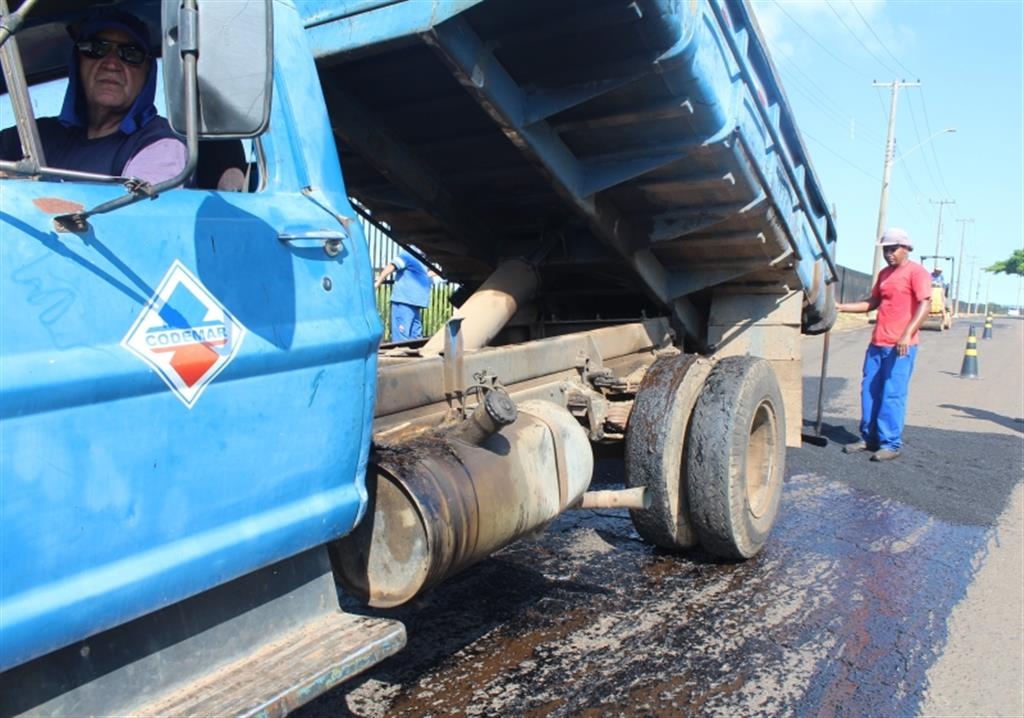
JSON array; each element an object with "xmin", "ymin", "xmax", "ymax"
[{"xmin": 0, "ymin": 0, "xmax": 836, "ymax": 714}]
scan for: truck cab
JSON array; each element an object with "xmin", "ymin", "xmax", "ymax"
[{"xmin": 1, "ymin": 2, "xmax": 405, "ymax": 714}]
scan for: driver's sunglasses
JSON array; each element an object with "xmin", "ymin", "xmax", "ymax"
[{"xmin": 76, "ymin": 39, "xmax": 149, "ymax": 66}]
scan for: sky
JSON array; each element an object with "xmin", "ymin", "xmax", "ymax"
[{"xmin": 749, "ymin": 0, "xmax": 1024, "ymax": 308}]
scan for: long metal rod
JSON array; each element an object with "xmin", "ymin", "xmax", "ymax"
[
  {"xmin": 0, "ymin": 0, "xmax": 40, "ymax": 47},
  {"xmin": 0, "ymin": 0, "xmax": 45, "ymax": 169},
  {"xmin": 814, "ymin": 331, "xmax": 830, "ymax": 437}
]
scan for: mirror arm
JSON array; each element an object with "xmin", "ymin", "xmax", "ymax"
[
  {"xmin": 0, "ymin": 159, "xmax": 146, "ymax": 184},
  {"xmin": 56, "ymin": 1, "xmax": 200, "ymax": 232}
]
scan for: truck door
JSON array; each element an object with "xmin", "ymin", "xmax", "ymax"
[{"xmin": 0, "ymin": 50, "xmax": 381, "ymax": 671}]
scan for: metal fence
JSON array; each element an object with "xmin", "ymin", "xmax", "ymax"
[
  {"xmin": 835, "ymin": 265, "xmax": 873, "ymax": 304},
  {"xmin": 359, "ymin": 210, "xmax": 454, "ymax": 343}
]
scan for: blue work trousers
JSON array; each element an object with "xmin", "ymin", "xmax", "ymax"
[
  {"xmin": 390, "ymin": 301, "xmax": 423, "ymax": 342},
  {"xmin": 859, "ymin": 344, "xmax": 918, "ymax": 450}
]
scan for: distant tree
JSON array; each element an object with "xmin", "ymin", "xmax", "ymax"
[{"xmin": 984, "ymin": 249, "xmax": 1024, "ymax": 276}]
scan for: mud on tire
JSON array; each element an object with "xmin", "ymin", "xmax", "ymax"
[
  {"xmin": 624, "ymin": 353, "xmax": 712, "ymax": 550},
  {"xmin": 686, "ymin": 356, "xmax": 785, "ymax": 559},
  {"xmin": 802, "ymin": 280, "xmax": 836, "ymax": 335}
]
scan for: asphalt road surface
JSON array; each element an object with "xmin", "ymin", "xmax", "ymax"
[{"xmin": 299, "ymin": 315, "xmax": 1023, "ymax": 718}]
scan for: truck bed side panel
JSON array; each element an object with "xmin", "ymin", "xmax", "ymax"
[{"xmin": 299, "ymin": 0, "xmax": 837, "ymax": 329}]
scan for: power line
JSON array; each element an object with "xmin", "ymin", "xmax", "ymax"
[
  {"xmin": 916, "ymin": 88, "xmax": 955, "ymax": 199},
  {"xmin": 774, "ymin": 55, "xmax": 856, "ymax": 126},
  {"xmin": 769, "ymin": 0, "xmax": 864, "ymax": 74},
  {"xmin": 871, "ymin": 79, "xmax": 921, "ymax": 283},
  {"xmin": 871, "ymin": 82, "xmax": 954, "ymax": 232},
  {"xmin": 902, "ymin": 96, "xmax": 944, "ymax": 197},
  {"xmin": 873, "ymin": 85, "xmax": 890, "ymax": 126},
  {"xmin": 798, "ymin": 128, "xmax": 878, "ymax": 181},
  {"xmin": 772, "ymin": 52, "xmax": 887, "ymax": 146},
  {"xmin": 929, "ymin": 198, "xmax": 956, "ymax": 258},
  {"xmin": 825, "ymin": 0, "xmax": 903, "ymax": 78},
  {"xmin": 953, "ymin": 218, "xmax": 974, "ymax": 315},
  {"xmin": 847, "ymin": 0, "xmax": 918, "ymax": 78},
  {"xmin": 902, "ymin": 91, "xmax": 957, "ymax": 212},
  {"xmin": 769, "ymin": 0, "xmax": 902, "ymax": 149},
  {"xmin": 890, "ymin": 164, "xmax": 933, "ymax": 227}
]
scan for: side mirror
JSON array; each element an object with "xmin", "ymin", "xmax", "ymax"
[{"xmin": 162, "ymin": 0, "xmax": 272, "ymax": 139}]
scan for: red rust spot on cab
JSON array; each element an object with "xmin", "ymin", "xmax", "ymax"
[{"xmin": 34, "ymin": 197, "xmax": 84, "ymax": 214}]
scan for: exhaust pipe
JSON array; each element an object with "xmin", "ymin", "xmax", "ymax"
[
  {"xmin": 332, "ymin": 399, "xmax": 593, "ymax": 607},
  {"xmin": 421, "ymin": 259, "xmax": 538, "ymax": 355},
  {"xmin": 450, "ymin": 387, "xmax": 518, "ymax": 446}
]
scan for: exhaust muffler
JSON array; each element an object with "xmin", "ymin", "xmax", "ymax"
[{"xmin": 331, "ymin": 398, "xmax": 592, "ymax": 607}]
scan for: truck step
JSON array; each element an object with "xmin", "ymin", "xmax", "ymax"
[{"xmin": 133, "ymin": 611, "xmax": 405, "ymax": 718}]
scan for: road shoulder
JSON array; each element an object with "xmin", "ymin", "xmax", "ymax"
[{"xmin": 921, "ymin": 480, "xmax": 1024, "ymax": 717}]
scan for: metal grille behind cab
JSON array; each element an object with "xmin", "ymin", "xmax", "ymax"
[{"xmin": 360, "ymin": 210, "xmax": 454, "ymax": 343}]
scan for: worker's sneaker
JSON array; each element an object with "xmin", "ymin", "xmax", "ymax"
[
  {"xmin": 842, "ymin": 440, "xmax": 870, "ymax": 454},
  {"xmin": 870, "ymin": 448, "xmax": 901, "ymax": 462}
]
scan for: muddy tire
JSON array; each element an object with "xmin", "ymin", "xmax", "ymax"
[
  {"xmin": 802, "ymin": 280, "xmax": 836, "ymax": 335},
  {"xmin": 625, "ymin": 353, "xmax": 712, "ymax": 550},
  {"xmin": 686, "ymin": 356, "xmax": 785, "ymax": 559}
]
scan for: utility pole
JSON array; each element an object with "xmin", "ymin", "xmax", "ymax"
[
  {"xmin": 975, "ymin": 268, "xmax": 983, "ymax": 315},
  {"xmin": 954, "ymin": 218, "xmax": 973, "ymax": 317},
  {"xmin": 929, "ymin": 198, "xmax": 955, "ymax": 262},
  {"xmin": 965, "ymin": 256, "xmax": 977, "ymax": 315},
  {"xmin": 871, "ymin": 80, "xmax": 921, "ymax": 289}
]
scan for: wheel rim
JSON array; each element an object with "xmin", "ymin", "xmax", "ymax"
[{"xmin": 745, "ymin": 401, "xmax": 777, "ymax": 518}]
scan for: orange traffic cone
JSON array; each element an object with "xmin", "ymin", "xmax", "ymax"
[
  {"xmin": 982, "ymin": 314, "xmax": 993, "ymax": 339},
  {"xmin": 959, "ymin": 325, "xmax": 979, "ymax": 379}
]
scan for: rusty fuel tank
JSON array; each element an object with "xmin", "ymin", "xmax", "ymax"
[{"xmin": 331, "ymin": 399, "xmax": 593, "ymax": 607}]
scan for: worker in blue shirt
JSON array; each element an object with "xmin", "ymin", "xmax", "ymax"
[{"xmin": 374, "ymin": 247, "xmax": 438, "ymax": 342}]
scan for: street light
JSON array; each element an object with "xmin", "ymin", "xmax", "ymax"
[
  {"xmin": 871, "ymin": 128, "xmax": 957, "ymax": 286},
  {"xmin": 895, "ymin": 128, "xmax": 957, "ymax": 164}
]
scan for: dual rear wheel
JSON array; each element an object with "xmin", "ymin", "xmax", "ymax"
[{"xmin": 625, "ymin": 353, "xmax": 785, "ymax": 559}]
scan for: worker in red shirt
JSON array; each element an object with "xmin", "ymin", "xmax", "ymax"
[{"xmin": 836, "ymin": 227, "xmax": 932, "ymax": 461}]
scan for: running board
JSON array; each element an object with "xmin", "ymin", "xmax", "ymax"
[
  {"xmin": 2, "ymin": 547, "xmax": 405, "ymax": 718},
  {"xmin": 134, "ymin": 610, "xmax": 405, "ymax": 717}
]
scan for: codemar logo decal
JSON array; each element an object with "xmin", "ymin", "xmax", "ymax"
[{"xmin": 122, "ymin": 260, "xmax": 247, "ymax": 408}]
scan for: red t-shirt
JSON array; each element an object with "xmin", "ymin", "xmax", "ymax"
[{"xmin": 871, "ymin": 260, "xmax": 932, "ymax": 347}]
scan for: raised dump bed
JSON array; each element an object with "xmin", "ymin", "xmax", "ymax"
[{"xmin": 301, "ymin": 0, "xmax": 837, "ymax": 343}]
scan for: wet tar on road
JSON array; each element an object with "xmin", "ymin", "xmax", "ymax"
[{"xmin": 299, "ymin": 317, "xmax": 1023, "ymax": 718}]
